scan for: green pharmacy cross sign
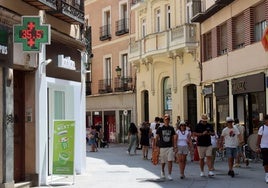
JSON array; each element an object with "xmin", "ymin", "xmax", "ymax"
[{"xmin": 13, "ymin": 16, "xmax": 50, "ymax": 52}]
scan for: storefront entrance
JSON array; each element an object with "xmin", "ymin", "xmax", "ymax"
[
  {"xmin": 234, "ymin": 92, "xmax": 265, "ymax": 137},
  {"xmin": 13, "ymin": 70, "xmax": 25, "ymax": 182},
  {"xmin": 232, "ymin": 73, "xmax": 266, "ymax": 138}
]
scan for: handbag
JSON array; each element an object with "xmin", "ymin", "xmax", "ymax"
[{"xmin": 151, "ymin": 148, "xmax": 159, "ymax": 165}]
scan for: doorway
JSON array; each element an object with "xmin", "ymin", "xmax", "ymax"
[
  {"xmin": 13, "ymin": 70, "xmax": 25, "ymax": 182},
  {"xmin": 187, "ymin": 84, "xmax": 197, "ymax": 127},
  {"xmin": 234, "ymin": 92, "xmax": 266, "ymax": 137},
  {"xmin": 141, "ymin": 90, "xmax": 149, "ymax": 122}
]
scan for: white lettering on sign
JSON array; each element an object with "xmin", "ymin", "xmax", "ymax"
[
  {"xmin": 58, "ymin": 55, "xmax": 76, "ymax": 70},
  {"xmin": 0, "ymin": 44, "xmax": 7, "ymax": 55}
]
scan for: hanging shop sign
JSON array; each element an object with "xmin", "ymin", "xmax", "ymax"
[
  {"xmin": 13, "ymin": 16, "xmax": 50, "ymax": 52},
  {"xmin": 58, "ymin": 55, "xmax": 76, "ymax": 70}
]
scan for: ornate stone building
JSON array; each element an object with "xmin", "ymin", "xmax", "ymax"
[{"xmin": 129, "ymin": 0, "xmax": 201, "ymax": 126}]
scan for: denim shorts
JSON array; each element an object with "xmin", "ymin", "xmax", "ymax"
[
  {"xmin": 225, "ymin": 147, "xmax": 237, "ymax": 158},
  {"xmin": 237, "ymin": 145, "xmax": 243, "ymax": 153}
]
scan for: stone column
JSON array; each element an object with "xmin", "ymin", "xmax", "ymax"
[{"xmin": 2, "ymin": 67, "xmax": 14, "ymax": 188}]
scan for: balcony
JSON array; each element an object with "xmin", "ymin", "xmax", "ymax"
[
  {"xmin": 23, "ymin": 0, "xmax": 57, "ymax": 10},
  {"xmin": 98, "ymin": 79, "xmax": 113, "ymax": 94},
  {"xmin": 99, "ymin": 24, "xmax": 111, "ymax": 41},
  {"xmin": 114, "ymin": 77, "xmax": 133, "ymax": 92},
  {"xmin": 191, "ymin": 0, "xmax": 235, "ymax": 23},
  {"xmin": 129, "ymin": 24, "xmax": 198, "ymax": 61},
  {"xmin": 115, "ymin": 18, "xmax": 129, "ymax": 36},
  {"xmin": 131, "ymin": 0, "xmax": 146, "ymax": 10},
  {"xmin": 22, "ymin": 0, "xmax": 84, "ymax": 24}
]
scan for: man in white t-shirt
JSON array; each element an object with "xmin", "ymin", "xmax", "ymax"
[
  {"xmin": 256, "ymin": 114, "xmax": 268, "ymax": 183},
  {"xmin": 150, "ymin": 117, "xmax": 160, "ymax": 147},
  {"xmin": 150, "ymin": 117, "xmax": 160, "ymax": 131},
  {"xmin": 219, "ymin": 117, "xmax": 241, "ymax": 178}
]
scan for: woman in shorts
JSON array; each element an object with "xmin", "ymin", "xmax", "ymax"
[{"xmin": 174, "ymin": 121, "xmax": 192, "ymax": 179}]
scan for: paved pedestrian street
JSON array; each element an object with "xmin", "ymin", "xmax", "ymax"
[{"xmin": 39, "ymin": 144, "xmax": 267, "ymax": 188}]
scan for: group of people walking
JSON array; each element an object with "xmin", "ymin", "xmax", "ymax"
[
  {"xmin": 87, "ymin": 123, "xmax": 108, "ymax": 152},
  {"xmin": 127, "ymin": 113, "xmax": 268, "ymax": 184}
]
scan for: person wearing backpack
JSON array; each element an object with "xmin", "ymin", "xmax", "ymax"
[{"xmin": 256, "ymin": 114, "xmax": 268, "ymax": 183}]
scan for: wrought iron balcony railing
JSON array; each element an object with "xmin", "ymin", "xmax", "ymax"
[
  {"xmin": 99, "ymin": 24, "xmax": 111, "ymax": 41},
  {"xmin": 23, "ymin": 0, "xmax": 57, "ymax": 10},
  {"xmin": 98, "ymin": 79, "xmax": 113, "ymax": 94},
  {"xmin": 115, "ymin": 18, "xmax": 129, "ymax": 36},
  {"xmin": 191, "ymin": 0, "xmax": 235, "ymax": 23},
  {"xmin": 59, "ymin": 0, "xmax": 84, "ymax": 24},
  {"xmin": 22, "ymin": 0, "xmax": 84, "ymax": 24},
  {"xmin": 114, "ymin": 77, "xmax": 133, "ymax": 92}
]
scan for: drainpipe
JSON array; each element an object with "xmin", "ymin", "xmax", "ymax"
[{"xmin": 197, "ymin": 23, "xmax": 204, "ymax": 116}]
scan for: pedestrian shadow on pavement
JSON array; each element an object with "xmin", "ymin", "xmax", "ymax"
[{"xmin": 136, "ymin": 178, "xmax": 165, "ymax": 182}]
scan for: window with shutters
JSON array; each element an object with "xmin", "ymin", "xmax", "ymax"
[
  {"xmin": 254, "ymin": 2, "xmax": 267, "ymax": 42},
  {"xmin": 219, "ymin": 23, "xmax": 227, "ymax": 55},
  {"xmin": 204, "ymin": 32, "xmax": 212, "ymax": 61},
  {"xmin": 234, "ymin": 14, "xmax": 245, "ymax": 49}
]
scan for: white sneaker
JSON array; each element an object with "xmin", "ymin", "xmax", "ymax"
[
  {"xmin": 208, "ymin": 171, "xmax": 214, "ymax": 177},
  {"xmin": 265, "ymin": 175, "xmax": 268, "ymax": 183},
  {"xmin": 160, "ymin": 171, "xmax": 165, "ymax": 179},
  {"xmin": 167, "ymin": 174, "xmax": 173, "ymax": 181},
  {"xmin": 200, "ymin": 172, "xmax": 205, "ymax": 177}
]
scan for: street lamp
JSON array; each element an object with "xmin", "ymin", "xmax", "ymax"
[{"xmin": 115, "ymin": 66, "xmax": 122, "ymax": 78}]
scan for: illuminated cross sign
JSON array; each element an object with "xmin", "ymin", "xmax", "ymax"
[{"xmin": 13, "ymin": 16, "xmax": 50, "ymax": 52}]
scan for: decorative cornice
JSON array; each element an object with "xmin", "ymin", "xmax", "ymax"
[{"xmin": 132, "ymin": 61, "xmax": 140, "ymax": 73}]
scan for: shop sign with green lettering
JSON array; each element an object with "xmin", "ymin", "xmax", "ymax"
[{"xmin": 13, "ymin": 16, "xmax": 50, "ymax": 52}]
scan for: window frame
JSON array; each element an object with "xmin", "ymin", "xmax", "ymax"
[
  {"xmin": 219, "ymin": 23, "xmax": 227, "ymax": 55},
  {"xmin": 254, "ymin": 2, "xmax": 267, "ymax": 42},
  {"xmin": 141, "ymin": 18, "xmax": 146, "ymax": 38},
  {"xmin": 166, "ymin": 4, "xmax": 171, "ymax": 29},
  {"xmin": 104, "ymin": 57, "xmax": 112, "ymax": 86},
  {"xmin": 204, "ymin": 32, "xmax": 212, "ymax": 61},
  {"xmin": 234, "ymin": 14, "xmax": 245, "ymax": 49},
  {"xmin": 155, "ymin": 8, "xmax": 161, "ymax": 32}
]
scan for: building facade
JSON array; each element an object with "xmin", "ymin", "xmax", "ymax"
[
  {"xmin": 85, "ymin": 0, "xmax": 136, "ymax": 143},
  {"xmin": 192, "ymin": 0, "xmax": 268, "ymax": 136},
  {"xmin": 0, "ymin": 0, "xmax": 86, "ymax": 187},
  {"xmin": 129, "ymin": 0, "xmax": 201, "ymax": 127}
]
